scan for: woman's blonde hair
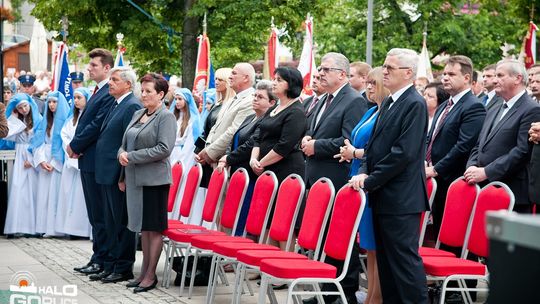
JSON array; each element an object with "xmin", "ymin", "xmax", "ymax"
[
  {"xmin": 214, "ymin": 68, "xmax": 235, "ymax": 105},
  {"xmin": 367, "ymin": 67, "xmax": 390, "ymax": 104}
]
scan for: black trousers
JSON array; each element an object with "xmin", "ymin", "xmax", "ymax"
[
  {"xmin": 80, "ymin": 172, "xmax": 108, "ymax": 266},
  {"xmin": 374, "ymin": 213, "xmax": 428, "ymax": 304},
  {"xmin": 101, "ymin": 184, "xmax": 136, "ymax": 273}
]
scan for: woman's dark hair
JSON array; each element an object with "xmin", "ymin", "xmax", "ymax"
[
  {"xmin": 17, "ymin": 105, "xmax": 34, "ymax": 132},
  {"xmin": 140, "ymin": 73, "xmax": 169, "ymax": 96},
  {"xmin": 46, "ymin": 99, "xmax": 56, "ymax": 137},
  {"xmin": 274, "ymin": 67, "xmax": 303, "ymax": 99},
  {"xmin": 425, "ymin": 81, "xmax": 450, "ymax": 106}
]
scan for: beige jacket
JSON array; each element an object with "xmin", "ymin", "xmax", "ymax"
[{"xmin": 205, "ymin": 87, "xmax": 255, "ymax": 160}]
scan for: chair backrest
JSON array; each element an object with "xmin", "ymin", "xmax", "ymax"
[
  {"xmin": 466, "ymin": 182, "xmax": 514, "ymax": 258},
  {"xmin": 419, "ymin": 177, "xmax": 437, "ymax": 245},
  {"xmin": 297, "ymin": 178, "xmax": 335, "ymax": 259},
  {"xmin": 178, "ymin": 163, "xmax": 203, "ymax": 219},
  {"xmin": 219, "ymin": 168, "xmax": 249, "ymax": 232},
  {"xmin": 244, "ymin": 171, "xmax": 278, "ymax": 243},
  {"xmin": 437, "ymin": 177, "xmax": 480, "ymax": 248},
  {"xmin": 322, "ymin": 186, "xmax": 365, "ymax": 281},
  {"xmin": 167, "ymin": 161, "xmax": 184, "ymax": 213},
  {"xmin": 200, "ymin": 168, "xmax": 229, "ymax": 229},
  {"xmin": 267, "ymin": 174, "xmax": 305, "ymax": 250}
]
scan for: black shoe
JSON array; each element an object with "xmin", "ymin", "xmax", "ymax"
[
  {"xmin": 79, "ymin": 263, "xmax": 103, "ymax": 275},
  {"xmin": 445, "ymin": 292, "xmax": 465, "ymax": 304},
  {"xmin": 302, "ymin": 297, "xmax": 318, "ymax": 304},
  {"xmin": 101, "ymin": 272, "xmax": 134, "ymax": 283},
  {"xmin": 126, "ymin": 280, "xmax": 140, "ymax": 288},
  {"xmin": 133, "ymin": 279, "xmax": 158, "ymax": 293},
  {"xmin": 74, "ymin": 262, "xmax": 92, "ymax": 273},
  {"xmin": 89, "ymin": 271, "xmax": 111, "ymax": 281}
]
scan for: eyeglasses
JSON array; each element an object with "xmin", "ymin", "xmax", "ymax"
[
  {"xmin": 317, "ymin": 66, "xmax": 343, "ymax": 73},
  {"xmin": 382, "ymin": 64, "xmax": 411, "ymax": 72}
]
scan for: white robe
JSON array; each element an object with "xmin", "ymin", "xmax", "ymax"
[
  {"xmin": 55, "ymin": 119, "xmax": 91, "ymax": 237},
  {"xmin": 33, "ymin": 127, "xmax": 64, "ymax": 236},
  {"xmin": 3, "ymin": 117, "xmax": 38, "ymax": 235}
]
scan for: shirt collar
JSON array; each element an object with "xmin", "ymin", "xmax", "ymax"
[
  {"xmin": 505, "ymin": 89, "xmax": 526, "ymax": 110},
  {"xmin": 329, "ymin": 82, "xmax": 348, "ymax": 98},
  {"xmin": 116, "ymin": 92, "xmax": 131, "ymax": 104},
  {"xmin": 235, "ymin": 87, "xmax": 255, "ymax": 101},
  {"xmin": 487, "ymin": 90, "xmax": 496, "ymax": 100},
  {"xmin": 96, "ymin": 78, "xmax": 109, "ymax": 90},
  {"xmin": 391, "ymin": 83, "xmax": 414, "ymax": 102},
  {"xmin": 450, "ymin": 88, "xmax": 471, "ymax": 104}
]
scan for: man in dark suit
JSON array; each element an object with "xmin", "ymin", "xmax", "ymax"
[
  {"xmin": 482, "ymin": 64, "xmax": 504, "ymax": 112},
  {"xmin": 349, "ymin": 61, "xmax": 372, "ymax": 103},
  {"xmin": 95, "ymin": 67, "xmax": 141, "ymax": 283},
  {"xmin": 351, "ymin": 48, "xmax": 429, "ymax": 304},
  {"xmin": 529, "ymin": 122, "xmax": 540, "ymax": 205},
  {"xmin": 466, "ymin": 59, "xmax": 540, "ymax": 213},
  {"xmin": 301, "ymin": 52, "xmax": 366, "ymax": 304},
  {"xmin": 302, "ymin": 70, "xmax": 326, "ymax": 129},
  {"xmin": 68, "ymin": 49, "xmax": 115, "ymax": 276},
  {"xmin": 425, "ymin": 55, "xmax": 486, "ymax": 237}
]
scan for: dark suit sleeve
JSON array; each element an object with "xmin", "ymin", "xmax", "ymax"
[
  {"xmin": 70, "ymin": 94, "xmax": 114, "ymax": 154},
  {"xmin": 313, "ymin": 96, "xmax": 364, "ymax": 158},
  {"xmin": 128, "ymin": 113, "xmax": 177, "ymax": 164},
  {"xmin": 363, "ymin": 100, "xmax": 427, "ymax": 192},
  {"xmin": 227, "ymin": 128, "xmax": 259, "ymax": 166},
  {"xmin": 123, "ymin": 103, "xmax": 142, "ymax": 130},
  {"xmin": 434, "ymin": 102, "xmax": 486, "ymax": 177},
  {"xmin": 484, "ymin": 106, "xmax": 540, "ymax": 180}
]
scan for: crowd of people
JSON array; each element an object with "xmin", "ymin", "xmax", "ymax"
[{"xmin": 1, "ymin": 45, "xmax": 540, "ymax": 304}]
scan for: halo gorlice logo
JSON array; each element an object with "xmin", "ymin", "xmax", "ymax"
[{"xmin": 8, "ymin": 271, "xmax": 78, "ymax": 304}]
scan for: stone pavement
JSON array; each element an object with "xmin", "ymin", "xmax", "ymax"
[{"xmin": 0, "ymin": 237, "xmax": 292, "ymax": 304}]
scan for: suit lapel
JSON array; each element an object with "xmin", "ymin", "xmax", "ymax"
[
  {"xmin": 133, "ymin": 106, "xmax": 163, "ymax": 139},
  {"xmin": 484, "ymin": 97, "xmax": 523, "ymax": 145},
  {"xmin": 370, "ymin": 87, "xmax": 412, "ymax": 140},
  {"xmin": 313, "ymin": 85, "xmax": 349, "ymax": 133},
  {"xmin": 101, "ymin": 93, "xmax": 133, "ymax": 131}
]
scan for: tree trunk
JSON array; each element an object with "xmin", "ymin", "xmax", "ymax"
[{"xmin": 182, "ymin": 0, "xmax": 199, "ymax": 91}]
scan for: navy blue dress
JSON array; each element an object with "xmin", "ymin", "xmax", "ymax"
[{"xmin": 349, "ymin": 106, "xmax": 379, "ymax": 250}]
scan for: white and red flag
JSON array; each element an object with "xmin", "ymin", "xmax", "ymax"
[
  {"xmin": 297, "ymin": 14, "xmax": 316, "ymax": 96},
  {"xmin": 263, "ymin": 23, "xmax": 279, "ymax": 80}
]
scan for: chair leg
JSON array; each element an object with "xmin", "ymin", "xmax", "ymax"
[
  {"xmin": 205, "ymin": 255, "xmax": 218, "ymax": 303},
  {"xmin": 258, "ymin": 275, "xmax": 269, "ymax": 304},
  {"xmin": 268, "ymin": 285, "xmax": 278, "ymax": 304},
  {"xmin": 161, "ymin": 240, "xmax": 172, "ymax": 287},
  {"xmin": 166, "ymin": 242, "xmax": 177, "ymax": 288},
  {"xmin": 219, "ymin": 262, "xmax": 230, "ymax": 285},
  {"xmin": 231, "ymin": 263, "xmax": 243, "ymax": 304},
  {"xmin": 208, "ymin": 256, "xmax": 222, "ymax": 304},
  {"xmin": 244, "ymin": 270, "xmax": 254, "ymax": 296},
  {"xmin": 334, "ymin": 282, "xmax": 347, "ymax": 304},
  {"xmin": 314, "ymin": 283, "xmax": 324, "ymax": 304},
  {"xmin": 188, "ymin": 249, "xmax": 199, "ymax": 299},
  {"xmin": 179, "ymin": 244, "xmax": 192, "ymax": 297}
]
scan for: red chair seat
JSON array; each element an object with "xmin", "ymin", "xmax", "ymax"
[
  {"xmin": 168, "ymin": 219, "xmax": 184, "ymax": 226},
  {"xmin": 237, "ymin": 250, "xmax": 308, "ymax": 267},
  {"xmin": 260, "ymin": 259, "xmax": 337, "ymax": 279},
  {"xmin": 163, "ymin": 225, "xmax": 206, "ymax": 237},
  {"xmin": 191, "ymin": 235, "xmax": 255, "ymax": 250},
  {"xmin": 212, "ymin": 242, "xmax": 280, "ymax": 257},
  {"xmin": 166, "ymin": 229, "xmax": 226, "ymax": 243},
  {"xmin": 419, "ymin": 247, "xmax": 456, "ymax": 258},
  {"xmin": 422, "ymin": 256, "xmax": 486, "ymax": 276}
]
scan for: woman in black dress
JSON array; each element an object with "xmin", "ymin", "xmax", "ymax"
[
  {"xmin": 216, "ymin": 80, "xmax": 277, "ymax": 235},
  {"xmin": 250, "ymin": 67, "xmax": 306, "ymax": 249}
]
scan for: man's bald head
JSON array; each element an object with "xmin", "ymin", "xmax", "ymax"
[{"xmin": 229, "ymin": 62, "xmax": 255, "ymax": 93}]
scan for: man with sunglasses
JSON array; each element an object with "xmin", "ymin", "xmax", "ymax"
[{"xmin": 301, "ymin": 52, "xmax": 366, "ymax": 304}]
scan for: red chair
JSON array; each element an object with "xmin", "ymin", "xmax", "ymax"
[
  {"xmin": 167, "ymin": 163, "xmax": 203, "ymax": 228},
  {"xmin": 233, "ymin": 177, "xmax": 335, "ymax": 304},
  {"xmin": 207, "ymin": 174, "xmax": 306, "ymax": 303},
  {"xmin": 257, "ymin": 185, "xmax": 366, "ymax": 304},
  {"xmin": 182, "ymin": 168, "xmax": 255, "ymax": 298},
  {"xmin": 161, "ymin": 167, "xmax": 229, "ymax": 288},
  {"xmin": 422, "ymin": 181, "xmax": 515, "ymax": 303},
  {"xmin": 167, "ymin": 161, "xmax": 184, "ymax": 227},
  {"xmin": 187, "ymin": 171, "xmax": 278, "ymax": 301},
  {"xmin": 419, "ymin": 177, "xmax": 480, "ymax": 258},
  {"xmin": 419, "ymin": 177, "xmax": 437, "ymax": 246}
]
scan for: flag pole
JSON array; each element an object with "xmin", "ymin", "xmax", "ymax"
[{"xmin": 203, "ymin": 13, "xmax": 207, "ymax": 35}]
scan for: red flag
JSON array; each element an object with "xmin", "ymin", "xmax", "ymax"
[
  {"xmin": 263, "ymin": 26, "xmax": 279, "ymax": 80},
  {"xmin": 523, "ymin": 22, "xmax": 538, "ymax": 69},
  {"xmin": 298, "ymin": 15, "xmax": 316, "ymax": 96},
  {"xmin": 193, "ymin": 34, "xmax": 211, "ymax": 95}
]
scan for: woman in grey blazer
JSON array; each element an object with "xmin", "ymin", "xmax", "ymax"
[{"xmin": 118, "ymin": 73, "xmax": 176, "ymax": 293}]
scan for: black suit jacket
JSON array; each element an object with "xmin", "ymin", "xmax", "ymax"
[
  {"xmin": 467, "ymin": 92, "xmax": 540, "ymax": 204},
  {"xmin": 70, "ymin": 84, "xmax": 115, "ymax": 173},
  {"xmin": 226, "ymin": 113, "xmax": 262, "ymax": 180},
  {"xmin": 303, "ymin": 95, "xmax": 322, "ymax": 130},
  {"xmin": 529, "ymin": 144, "xmax": 540, "ymax": 203},
  {"xmin": 305, "ymin": 84, "xmax": 366, "ymax": 188},
  {"xmin": 95, "ymin": 93, "xmax": 142, "ymax": 185},
  {"xmin": 361, "ymin": 85, "xmax": 430, "ymax": 215},
  {"xmin": 486, "ymin": 94, "xmax": 504, "ymax": 113},
  {"xmin": 427, "ymin": 91, "xmax": 486, "ymax": 182}
]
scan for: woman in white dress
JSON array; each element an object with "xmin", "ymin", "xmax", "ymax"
[
  {"xmin": 168, "ymin": 88, "xmax": 203, "ymax": 223},
  {"xmin": 29, "ymin": 91, "xmax": 70, "ymax": 236},
  {"xmin": 55, "ymin": 87, "xmax": 91, "ymax": 237},
  {"xmin": 3, "ymin": 93, "xmax": 43, "ymax": 236}
]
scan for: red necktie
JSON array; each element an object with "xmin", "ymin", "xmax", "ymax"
[
  {"xmin": 306, "ymin": 96, "xmax": 319, "ymax": 114},
  {"xmin": 426, "ymin": 98, "xmax": 454, "ymax": 164},
  {"xmin": 92, "ymin": 86, "xmax": 98, "ymax": 97}
]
